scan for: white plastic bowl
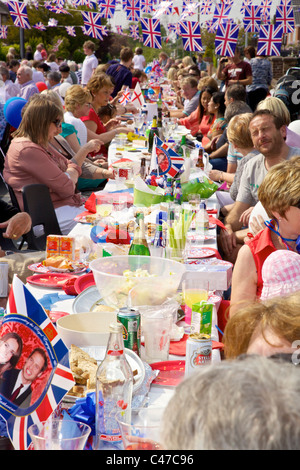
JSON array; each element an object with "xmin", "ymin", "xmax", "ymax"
[
  {"xmin": 90, "ymin": 255, "xmax": 186, "ymax": 309},
  {"xmin": 56, "ymin": 311, "xmax": 117, "ymax": 348}
]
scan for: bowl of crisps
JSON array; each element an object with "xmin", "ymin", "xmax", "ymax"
[{"xmin": 89, "ymin": 255, "xmax": 186, "ymax": 309}]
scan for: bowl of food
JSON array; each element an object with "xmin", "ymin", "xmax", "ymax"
[
  {"xmin": 57, "ymin": 311, "xmax": 117, "ymax": 348},
  {"xmin": 89, "ymin": 255, "xmax": 186, "ymax": 309}
]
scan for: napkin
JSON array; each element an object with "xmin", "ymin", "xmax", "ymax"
[
  {"xmin": 169, "ymin": 334, "xmax": 224, "ymax": 356},
  {"xmin": 209, "ymin": 215, "xmax": 226, "ymax": 230},
  {"xmin": 84, "ymin": 192, "xmax": 97, "ymax": 213}
]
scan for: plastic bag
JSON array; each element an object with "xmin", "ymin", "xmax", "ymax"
[{"xmin": 181, "ymin": 175, "xmax": 218, "ymax": 201}]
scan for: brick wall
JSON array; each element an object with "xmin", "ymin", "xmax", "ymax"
[{"xmin": 269, "ymin": 57, "xmax": 299, "ymax": 80}]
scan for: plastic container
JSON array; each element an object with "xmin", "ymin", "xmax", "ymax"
[{"xmin": 90, "ymin": 255, "xmax": 186, "ymax": 310}]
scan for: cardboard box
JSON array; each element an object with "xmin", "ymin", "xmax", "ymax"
[
  {"xmin": 182, "ymin": 259, "xmax": 233, "ymax": 291},
  {"xmin": 46, "ymin": 235, "xmax": 75, "ymax": 260},
  {"xmin": 46, "ymin": 235, "xmax": 60, "ymax": 258}
]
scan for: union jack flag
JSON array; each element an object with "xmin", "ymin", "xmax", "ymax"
[
  {"xmin": 204, "ymin": 18, "xmax": 218, "ymax": 33},
  {"xmin": 48, "ymin": 18, "xmax": 58, "ymax": 26},
  {"xmin": 33, "ymin": 22, "xmax": 46, "ymax": 31},
  {"xmin": 130, "ymin": 24, "xmax": 139, "ymax": 39},
  {"xmin": 243, "ymin": 4, "xmax": 262, "ymax": 32},
  {"xmin": 141, "ymin": 17, "xmax": 162, "ymax": 49},
  {"xmin": 119, "ymin": 86, "xmax": 131, "ymax": 105},
  {"xmin": 279, "ymin": 0, "xmax": 292, "ymax": 5},
  {"xmin": 151, "ymin": 58, "xmax": 164, "ymax": 77},
  {"xmin": 240, "ymin": 0, "xmax": 252, "ymax": 15},
  {"xmin": 180, "ymin": 1, "xmax": 201, "ymax": 20},
  {"xmin": 212, "ymin": 1, "xmax": 232, "ymax": 28},
  {"xmin": 65, "ymin": 25, "xmax": 76, "ymax": 36},
  {"xmin": 215, "ymin": 21, "xmax": 239, "ymax": 57},
  {"xmin": 125, "ymin": 0, "xmax": 140, "ymax": 21},
  {"xmin": 140, "ymin": 0, "xmax": 153, "ymax": 14},
  {"xmin": 0, "ymin": 26, "xmax": 8, "ymax": 39},
  {"xmin": 153, "ymin": 0, "xmax": 173, "ymax": 18},
  {"xmin": 98, "ymin": 0, "xmax": 116, "ymax": 18},
  {"xmin": 115, "ymin": 25, "xmax": 124, "ymax": 34},
  {"xmin": 44, "ymin": 3, "xmax": 70, "ymax": 14},
  {"xmin": 1, "ymin": 276, "xmax": 75, "ymax": 450},
  {"xmin": 72, "ymin": 0, "xmax": 96, "ymax": 6},
  {"xmin": 179, "ymin": 21, "xmax": 203, "ymax": 52},
  {"xmin": 7, "ymin": 1, "xmax": 31, "ymax": 29},
  {"xmin": 81, "ymin": 11, "xmax": 103, "ymax": 39},
  {"xmin": 260, "ymin": 0, "xmax": 271, "ymax": 23},
  {"xmin": 152, "ymin": 136, "xmax": 185, "ymax": 178},
  {"xmin": 200, "ymin": 0, "xmax": 212, "ymax": 16},
  {"xmin": 256, "ymin": 24, "xmax": 283, "ymax": 56},
  {"xmin": 275, "ymin": 4, "xmax": 295, "ymax": 33}
]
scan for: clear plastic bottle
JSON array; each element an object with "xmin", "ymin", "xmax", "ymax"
[
  {"xmin": 95, "ymin": 322, "xmax": 133, "ymax": 450},
  {"xmin": 151, "ymin": 211, "xmax": 166, "ymax": 257},
  {"xmin": 196, "ymin": 202, "xmax": 209, "ymax": 235}
]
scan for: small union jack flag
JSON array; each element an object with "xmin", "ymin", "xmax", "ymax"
[
  {"xmin": 141, "ymin": 17, "xmax": 162, "ymax": 49},
  {"xmin": 200, "ymin": 0, "xmax": 212, "ymax": 16},
  {"xmin": 81, "ymin": 11, "xmax": 103, "ymax": 39},
  {"xmin": 48, "ymin": 18, "xmax": 58, "ymax": 27},
  {"xmin": 1, "ymin": 276, "xmax": 75, "ymax": 450},
  {"xmin": 153, "ymin": 1, "xmax": 173, "ymax": 19},
  {"xmin": 204, "ymin": 18, "xmax": 218, "ymax": 33},
  {"xmin": 179, "ymin": 21, "xmax": 203, "ymax": 52},
  {"xmin": 116, "ymin": 25, "xmax": 124, "ymax": 34},
  {"xmin": 98, "ymin": 0, "xmax": 116, "ymax": 19},
  {"xmin": 243, "ymin": 4, "xmax": 262, "ymax": 32},
  {"xmin": 212, "ymin": 1, "xmax": 232, "ymax": 28},
  {"xmin": 33, "ymin": 22, "xmax": 46, "ymax": 31},
  {"xmin": 180, "ymin": 0, "xmax": 200, "ymax": 20},
  {"xmin": 240, "ymin": 0, "xmax": 252, "ymax": 16},
  {"xmin": 0, "ymin": 25, "xmax": 8, "ymax": 39},
  {"xmin": 257, "ymin": 24, "xmax": 283, "ymax": 56},
  {"xmin": 65, "ymin": 25, "xmax": 76, "ymax": 36},
  {"xmin": 260, "ymin": 0, "xmax": 272, "ymax": 22},
  {"xmin": 72, "ymin": 0, "xmax": 96, "ymax": 6},
  {"xmin": 215, "ymin": 21, "xmax": 239, "ymax": 57},
  {"xmin": 275, "ymin": 3, "xmax": 295, "ymax": 33},
  {"xmin": 119, "ymin": 86, "xmax": 131, "ymax": 105},
  {"xmin": 125, "ymin": 0, "xmax": 140, "ymax": 21},
  {"xmin": 7, "ymin": 1, "xmax": 31, "ymax": 29},
  {"xmin": 130, "ymin": 24, "xmax": 140, "ymax": 39},
  {"xmin": 140, "ymin": 0, "xmax": 153, "ymax": 14}
]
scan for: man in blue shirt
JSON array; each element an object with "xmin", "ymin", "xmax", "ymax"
[{"xmin": 106, "ymin": 47, "xmax": 134, "ymax": 98}]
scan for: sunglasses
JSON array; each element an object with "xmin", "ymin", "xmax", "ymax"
[{"xmin": 52, "ymin": 119, "xmax": 62, "ymax": 128}]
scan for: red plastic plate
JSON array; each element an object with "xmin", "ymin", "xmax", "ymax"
[
  {"xmin": 26, "ymin": 273, "xmax": 75, "ymax": 288},
  {"xmin": 74, "ymin": 272, "xmax": 96, "ymax": 294}
]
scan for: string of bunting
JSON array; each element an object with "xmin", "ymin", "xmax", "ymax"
[{"xmin": 0, "ymin": 0, "xmax": 296, "ymax": 57}]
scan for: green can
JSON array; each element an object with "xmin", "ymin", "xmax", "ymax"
[{"xmin": 117, "ymin": 307, "xmax": 141, "ymax": 357}]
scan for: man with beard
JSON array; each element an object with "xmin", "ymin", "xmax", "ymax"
[{"xmin": 219, "ymin": 109, "xmax": 300, "ymax": 262}]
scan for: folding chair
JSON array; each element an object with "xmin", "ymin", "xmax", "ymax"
[{"xmin": 21, "ymin": 184, "xmax": 62, "ymax": 251}]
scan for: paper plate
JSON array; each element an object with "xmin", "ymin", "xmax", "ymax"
[
  {"xmin": 150, "ymin": 360, "xmax": 186, "ymax": 387},
  {"xmin": 72, "ymin": 286, "xmax": 103, "ymax": 313},
  {"xmin": 64, "ymin": 345, "xmax": 145, "ymax": 402},
  {"xmin": 28, "ymin": 262, "xmax": 87, "ymax": 274},
  {"xmin": 187, "ymin": 248, "xmax": 216, "ymax": 259},
  {"xmin": 26, "ymin": 273, "xmax": 76, "ymax": 288},
  {"xmin": 74, "ymin": 272, "xmax": 96, "ymax": 294}
]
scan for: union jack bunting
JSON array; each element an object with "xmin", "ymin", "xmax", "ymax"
[
  {"xmin": 140, "ymin": 0, "xmax": 153, "ymax": 14},
  {"xmin": 200, "ymin": 0, "xmax": 212, "ymax": 16},
  {"xmin": 116, "ymin": 25, "xmax": 124, "ymax": 34},
  {"xmin": 81, "ymin": 11, "xmax": 103, "ymax": 39},
  {"xmin": 152, "ymin": 136, "xmax": 185, "ymax": 178},
  {"xmin": 33, "ymin": 22, "xmax": 46, "ymax": 31},
  {"xmin": 256, "ymin": 24, "xmax": 283, "ymax": 56},
  {"xmin": 215, "ymin": 21, "xmax": 239, "ymax": 57},
  {"xmin": 240, "ymin": 0, "xmax": 252, "ymax": 15},
  {"xmin": 204, "ymin": 18, "xmax": 218, "ymax": 33},
  {"xmin": 243, "ymin": 4, "xmax": 262, "ymax": 32},
  {"xmin": 44, "ymin": 2, "xmax": 70, "ymax": 14},
  {"xmin": 279, "ymin": 0, "xmax": 291, "ymax": 5},
  {"xmin": 0, "ymin": 276, "xmax": 75, "ymax": 450},
  {"xmin": 125, "ymin": 0, "xmax": 140, "ymax": 21},
  {"xmin": 7, "ymin": 1, "xmax": 31, "ymax": 29},
  {"xmin": 275, "ymin": 4, "xmax": 295, "ymax": 33},
  {"xmin": 65, "ymin": 25, "xmax": 76, "ymax": 36},
  {"xmin": 260, "ymin": 0, "xmax": 271, "ymax": 23},
  {"xmin": 141, "ymin": 17, "xmax": 162, "ymax": 49},
  {"xmin": 98, "ymin": 0, "xmax": 116, "ymax": 18},
  {"xmin": 179, "ymin": 21, "xmax": 203, "ymax": 52},
  {"xmin": 212, "ymin": 1, "xmax": 232, "ymax": 28},
  {"xmin": 129, "ymin": 24, "xmax": 140, "ymax": 39},
  {"xmin": 119, "ymin": 86, "xmax": 131, "ymax": 105},
  {"xmin": 180, "ymin": 1, "xmax": 201, "ymax": 20},
  {"xmin": 72, "ymin": 0, "xmax": 96, "ymax": 6},
  {"xmin": 0, "ymin": 26, "xmax": 8, "ymax": 39},
  {"xmin": 48, "ymin": 18, "xmax": 58, "ymax": 26},
  {"xmin": 153, "ymin": 1, "xmax": 173, "ymax": 18}
]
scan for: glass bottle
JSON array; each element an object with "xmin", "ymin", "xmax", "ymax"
[
  {"xmin": 151, "ymin": 211, "xmax": 166, "ymax": 257},
  {"xmin": 148, "ymin": 116, "xmax": 159, "ymax": 153},
  {"xmin": 95, "ymin": 322, "xmax": 133, "ymax": 450},
  {"xmin": 129, "ymin": 213, "xmax": 151, "ymax": 256}
]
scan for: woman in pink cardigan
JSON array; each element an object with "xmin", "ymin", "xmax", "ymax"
[{"xmin": 3, "ymin": 94, "xmax": 101, "ymax": 234}]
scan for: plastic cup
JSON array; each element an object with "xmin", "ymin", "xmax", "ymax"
[
  {"xmin": 28, "ymin": 419, "xmax": 91, "ymax": 450},
  {"xmin": 116, "ymin": 407, "xmax": 164, "ymax": 450},
  {"xmin": 142, "ymin": 311, "xmax": 173, "ymax": 363},
  {"xmin": 182, "ymin": 278, "xmax": 209, "ymax": 324}
]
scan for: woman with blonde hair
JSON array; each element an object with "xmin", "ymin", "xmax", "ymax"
[
  {"xmin": 3, "ymin": 93, "xmax": 101, "ymax": 234},
  {"xmin": 230, "ymin": 156, "xmax": 300, "ymax": 316},
  {"xmin": 182, "ymin": 55, "xmax": 194, "ymax": 69},
  {"xmin": 224, "ymin": 291, "xmax": 300, "ymax": 359}
]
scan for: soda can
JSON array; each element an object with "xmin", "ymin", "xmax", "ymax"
[
  {"xmin": 0, "ymin": 261, "xmax": 8, "ymax": 297},
  {"xmin": 185, "ymin": 333, "xmax": 212, "ymax": 377},
  {"xmin": 117, "ymin": 307, "xmax": 141, "ymax": 357}
]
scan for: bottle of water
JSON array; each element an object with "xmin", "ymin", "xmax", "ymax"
[
  {"xmin": 95, "ymin": 322, "xmax": 133, "ymax": 450},
  {"xmin": 151, "ymin": 211, "xmax": 166, "ymax": 257},
  {"xmin": 196, "ymin": 202, "xmax": 209, "ymax": 235}
]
